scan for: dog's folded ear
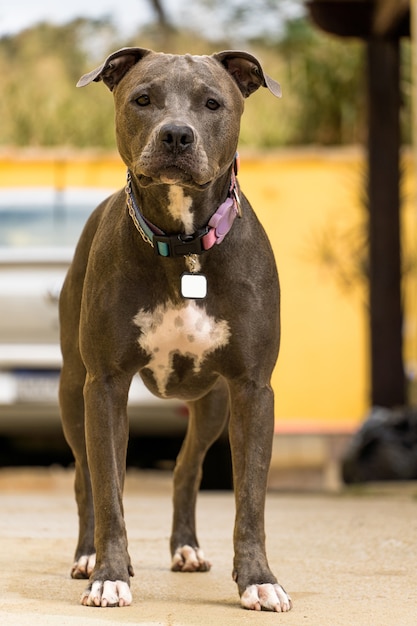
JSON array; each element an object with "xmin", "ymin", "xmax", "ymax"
[
  {"xmin": 214, "ymin": 51, "xmax": 281, "ymax": 99},
  {"xmin": 77, "ymin": 47, "xmax": 152, "ymax": 90}
]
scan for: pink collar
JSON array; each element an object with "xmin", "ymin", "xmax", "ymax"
[
  {"xmin": 202, "ymin": 170, "xmax": 241, "ymax": 249},
  {"xmin": 126, "ymin": 157, "xmax": 241, "ymax": 258}
]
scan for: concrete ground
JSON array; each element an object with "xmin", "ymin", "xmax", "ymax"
[{"xmin": 1, "ymin": 467, "xmax": 417, "ymax": 626}]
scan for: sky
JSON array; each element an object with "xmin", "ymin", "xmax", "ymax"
[
  {"xmin": 0, "ymin": 0, "xmax": 305, "ymax": 41},
  {"xmin": 0, "ymin": 0, "xmax": 167, "ymax": 38}
]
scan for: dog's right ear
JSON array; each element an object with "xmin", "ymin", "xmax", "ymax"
[{"xmin": 77, "ymin": 47, "xmax": 152, "ymax": 91}]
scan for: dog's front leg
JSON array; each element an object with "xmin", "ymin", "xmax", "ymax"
[
  {"xmin": 229, "ymin": 380, "xmax": 292, "ymax": 612},
  {"xmin": 81, "ymin": 372, "xmax": 134, "ymax": 607}
]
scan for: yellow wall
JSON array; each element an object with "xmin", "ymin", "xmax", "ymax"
[
  {"xmin": 1, "ymin": 148, "xmax": 415, "ymax": 433},
  {"xmin": 0, "ymin": 149, "xmax": 125, "ymax": 189},
  {"xmin": 239, "ymin": 150, "xmax": 368, "ymax": 432}
]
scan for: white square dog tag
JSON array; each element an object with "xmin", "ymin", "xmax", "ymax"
[{"xmin": 181, "ymin": 272, "xmax": 207, "ymax": 299}]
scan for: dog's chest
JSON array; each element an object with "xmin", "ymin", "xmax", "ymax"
[{"xmin": 133, "ymin": 300, "xmax": 230, "ymax": 396}]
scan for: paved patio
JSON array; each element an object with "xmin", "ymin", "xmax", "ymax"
[{"xmin": 1, "ymin": 467, "xmax": 416, "ymax": 625}]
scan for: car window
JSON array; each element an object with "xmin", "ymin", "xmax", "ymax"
[{"xmin": 0, "ymin": 188, "xmax": 112, "ymax": 248}]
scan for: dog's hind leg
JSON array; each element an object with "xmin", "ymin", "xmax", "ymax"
[
  {"xmin": 170, "ymin": 377, "xmax": 229, "ymax": 572},
  {"xmin": 59, "ymin": 325, "xmax": 98, "ymax": 580},
  {"xmin": 59, "ymin": 346, "xmax": 96, "ymax": 579},
  {"xmin": 59, "ymin": 237, "xmax": 96, "ymax": 580}
]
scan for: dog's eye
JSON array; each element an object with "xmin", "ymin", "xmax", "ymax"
[
  {"xmin": 206, "ymin": 98, "xmax": 220, "ymax": 111},
  {"xmin": 136, "ymin": 95, "xmax": 150, "ymax": 107}
]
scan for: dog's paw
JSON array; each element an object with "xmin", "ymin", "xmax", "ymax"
[
  {"xmin": 171, "ymin": 545, "xmax": 211, "ymax": 572},
  {"xmin": 71, "ymin": 553, "xmax": 96, "ymax": 579},
  {"xmin": 241, "ymin": 583, "xmax": 292, "ymax": 612},
  {"xmin": 81, "ymin": 580, "xmax": 132, "ymax": 607}
]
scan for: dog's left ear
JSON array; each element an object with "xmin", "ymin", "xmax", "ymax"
[{"xmin": 214, "ymin": 51, "xmax": 282, "ymax": 98}]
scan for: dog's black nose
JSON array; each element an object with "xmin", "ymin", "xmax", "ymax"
[{"xmin": 159, "ymin": 124, "xmax": 194, "ymax": 152}]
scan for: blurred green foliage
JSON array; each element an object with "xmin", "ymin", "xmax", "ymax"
[{"xmin": 0, "ymin": 16, "xmax": 411, "ymax": 148}]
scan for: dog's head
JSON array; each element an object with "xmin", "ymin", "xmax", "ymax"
[{"xmin": 77, "ymin": 48, "xmax": 281, "ymax": 189}]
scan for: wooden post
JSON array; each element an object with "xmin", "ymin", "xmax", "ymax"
[{"xmin": 367, "ymin": 37, "xmax": 405, "ymax": 406}]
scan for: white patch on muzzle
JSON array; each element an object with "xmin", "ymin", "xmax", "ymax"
[{"xmin": 134, "ymin": 300, "xmax": 230, "ymax": 396}]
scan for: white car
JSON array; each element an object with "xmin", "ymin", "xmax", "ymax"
[{"xmin": 0, "ymin": 187, "xmax": 189, "ymax": 437}]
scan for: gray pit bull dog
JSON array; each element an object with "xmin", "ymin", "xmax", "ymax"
[{"xmin": 59, "ymin": 47, "xmax": 292, "ymax": 612}]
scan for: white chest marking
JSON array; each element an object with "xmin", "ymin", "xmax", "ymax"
[
  {"xmin": 167, "ymin": 186, "xmax": 194, "ymax": 234},
  {"xmin": 134, "ymin": 301, "xmax": 230, "ymax": 396}
]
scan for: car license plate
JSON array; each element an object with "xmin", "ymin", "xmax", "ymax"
[{"xmin": 14, "ymin": 370, "xmax": 60, "ymax": 403}]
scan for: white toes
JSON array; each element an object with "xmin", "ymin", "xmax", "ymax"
[
  {"xmin": 241, "ymin": 585, "xmax": 262, "ymax": 611},
  {"xmin": 81, "ymin": 580, "xmax": 132, "ymax": 607},
  {"xmin": 81, "ymin": 580, "xmax": 102, "ymax": 607},
  {"xmin": 241, "ymin": 583, "xmax": 292, "ymax": 612},
  {"xmin": 171, "ymin": 545, "xmax": 211, "ymax": 572},
  {"xmin": 102, "ymin": 580, "xmax": 132, "ymax": 607},
  {"xmin": 273, "ymin": 583, "xmax": 292, "ymax": 611},
  {"xmin": 71, "ymin": 553, "xmax": 96, "ymax": 578}
]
